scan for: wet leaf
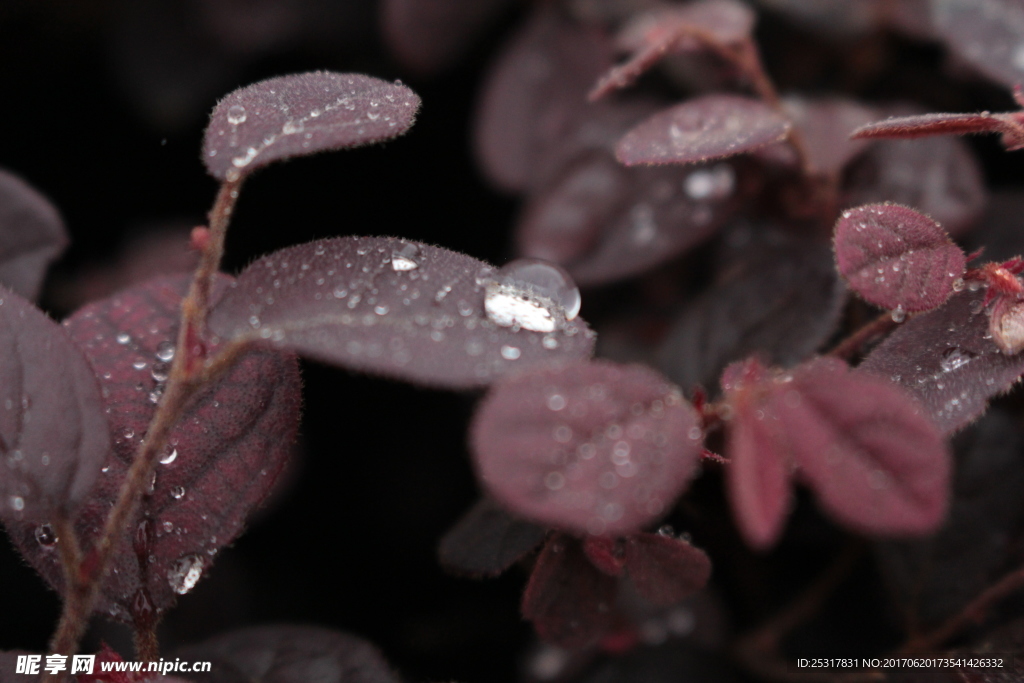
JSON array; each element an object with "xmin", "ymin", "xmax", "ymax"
[
  {"xmin": 7, "ymin": 275, "xmax": 302, "ymax": 622},
  {"xmin": 474, "ymin": 6, "xmax": 614, "ymax": 192},
  {"xmin": 471, "ymin": 360, "xmax": 702, "ymax": 536},
  {"xmin": 659, "ymin": 234, "xmax": 845, "ymax": 393},
  {"xmin": 624, "ymin": 533, "xmax": 711, "ymax": 606},
  {"xmin": 203, "ymin": 71, "xmax": 421, "ymax": 180},
  {"xmin": 438, "ymin": 497, "xmax": 548, "ymax": 578},
  {"xmin": 859, "ymin": 289, "xmax": 1024, "ymax": 435},
  {"xmin": 0, "ymin": 169, "xmax": 68, "ymax": 301},
  {"xmin": 843, "ymin": 135, "xmax": 987, "ymax": 239},
  {"xmin": 723, "ymin": 357, "xmax": 951, "ymax": 545},
  {"xmin": 207, "ymin": 237, "xmax": 595, "ymax": 390},
  {"xmin": 851, "ymin": 111, "xmax": 1015, "ymax": 143},
  {"xmin": 932, "ymin": 0, "xmax": 1024, "ymax": 92},
  {"xmin": 876, "ymin": 410, "xmax": 1024, "ymax": 630},
  {"xmin": 521, "ymin": 534, "xmax": 619, "ymax": 649},
  {"xmin": 616, "ymin": 95, "xmax": 792, "ymax": 167},
  {"xmin": 589, "ymin": 0, "xmax": 756, "ymax": 100},
  {"xmin": 834, "ymin": 203, "xmax": 966, "ymax": 313},
  {"xmin": 381, "ymin": 0, "xmax": 513, "ymax": 73},
  {"xmin": 176, "ymin": 624, "xmax": 402, "ymax": 683},
  {"xmin": 0, "ymin": 287, "xmax": 109, "ymax": 522}
]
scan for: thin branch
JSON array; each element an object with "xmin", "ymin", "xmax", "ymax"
[
  {"xmin": 42, "ymin": 516, "xmax": 87, "ymax": 683},
  {"xmin": 828, "ymin": 311, "xmax": 898, "ymax": 361}
]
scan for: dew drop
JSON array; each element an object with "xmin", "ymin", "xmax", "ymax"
[
  {"xmin": 132, "ymin": 359, "xmax": 148, "ymax": 371},
  {"xmin": 160, "ymin": 448, "xmax": 178, "ymax": 465},
  {"xmin": 952, "ymin": 278, "xmax": 965, "ymax": 292},
  {"xmin": 170, "ymin": 486, "xmax": 185, "ymax": 500},
  {"xmin": 168, "ymin": 555, "xmax": 204, "ymax": 595},
  {"xmin": 939, "ymin": 347, "xmax": 974, "ymax": 372},
  {"xmin": 891, "ymin": 305, "xmax": 906, "ymax": 323},
  {"xmin": 150, "ymin": 362, "xmax": 170, "ymax": 382},
  {"xmin": 9, "ymin": 495, "xmax": 24, "ymax": 511},
  {"xmin": 483, "ymin": 259, "xmax": 581, "ymax": 332},
  {"xmin": 35, "ymin": 524, "xmax": 57, "ymax": 547},
  {"xmin": 226, "ymin": 104, "xmax": 247, "ymax": 125},
  {"xmin": 683, "ymin": 164, "xmax": 735, "ymax": 200},
  {"xmin": 500, "ymin": 345, "xmax": 521, "ymax": 360},
  {"xmin": 391, "ymin": 243, "xmax": 421, "ymax": 271},
  {"xmin": 155, "ymin": 341, "xmax": 175, "ymax": 362},
  {"xmin": 657, "ymin": 524, "xmax": 675, "ymax": 537},
  {"xmin": 547, "ymin": 393, "xmax": 566, "ymax": 411},
  {"xmin": 116, "ymin": 332, "xmax": 131, "ymax": 345}
]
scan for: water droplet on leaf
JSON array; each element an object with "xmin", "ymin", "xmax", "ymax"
[{"xmin": 168, "ymin": 554, "xmax": 204, "ymax": 594}]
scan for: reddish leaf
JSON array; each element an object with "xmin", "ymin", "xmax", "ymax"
[
  {"xmin": 659, "ymin": 234, "xmax": 845, "ymax": 393},
  {"xmin": 723, "ymin": 357, "xmax": 951, "ymax": 545},
  {"xmin": 474, "ymin": 6, "xmax": 614, "ymax": 192},
  {"xmin": 203, "ymin": 72, "xmax": 421, "ymax": 180},
  {"xmin": 931, "ymin": 0, "xmax": 1024, "ymax": 92},
  {"xmin": 859, "ymin": 289, "xmax": 1024, "ymax": 435},
  {"xmin": 852, "ymin": 112, "xmax": 1010, "ymax": 141},
  {"xmin": 7, "ymin": 275, "xmax": 302, "ymax": 622},
  {"xmin": 721, "ymin": 359, "xmax": 793, "ymax": 549},
  {"xmin": 207, "ymin": 237, "xmax": 595, "ymax": 389},
  {"xmin": 616, "ymin": 95, "xmax": 792, "ymax": 167},
  {"xmin": 843, "ymin": 134, "xmax": 987, "ymax": 238},
  {"xmin": 590, "ymin": 0, "xmax": 756, "ymax": 100},
  {"xmin": 438, "ymin": 497, "xmax": 548, "ymax": 578},
  {"xmin": 0, "ymin": 169, "xmax": 68, "ymax": 301},
  {"xmin": 471, "ymin": 360, "xmax": 702, "ymax": 536},
  {"xmin": 381, "ymin": 0, "xmax": 513, "ymax": 74},
  {"xmin": 781, "ymin": 96, "xmax": 878, "ymax": 176},
  {"xmin": 0, "ymin": 287, "xmax": 109, "ymax": 522},
  {"xmin": 623, "ymin": 532, "xmax": 711, "ymax": 606},
  {"xmin": 521, "ymin": 534, "xmax": 619, "ymax": 650},
  {"xmin": 583, "ymin": 536, "xmax": 626, "ymax": 577},
  {"xmin": 176, "ymin": 624, "xmax": 402, "ymax": 683},
  {"xmin": 834, "ymin": 203, "xmax": 966, "ymax": 312}
]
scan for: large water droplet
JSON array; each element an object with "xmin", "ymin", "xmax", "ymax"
[
  {"xmin": 483, "ymin": 259, "xmax": 581, "ymax": 333},
  {"xmin": 160, "ymin": 448, "xmax": 178, "ymax": 465},
  {"xmin": 168, "ymin": 555, "xmax": 204, "ymax": 595},
  {"xmin": 116, "ymin": 332, "xmax": 131, "ymax": 345},
  {"xmin": 940, "ymin": 347, "xmax": 974, "ymax": 372},
  {"xmin": 151, "ymin": 362, "xmax": 169, "ymax": 383},
  {"xmin": 226, "ymin": 104, "xmax": 247, "ymax": 125},
  {"xmin": 155, "ymin": 341, "xmax": 175, "ymax": 362},
  {"xmin": 391, "ymin": 243, "xmax": 421, "ymax": 271},
  {"xmin": 35, "ymin": 524, "xmax": 57, "ymax": 547}
]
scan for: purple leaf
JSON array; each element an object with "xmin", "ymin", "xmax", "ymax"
[
  {"xmin": 381, "ymin": 0, "xmax": 513, "ymax": 74},
  {"xmin": 589, "ymin": 0, "xmax": 756, "ymax": 100},
  {"xmin": 859, "ymin": 289, "xmax": 1024, "ymax": 435},
  {"xmin": 0, "ymin": 169, "xmax": 68, "ymax": 301},
  {"xmin": 8, "ymin": 275, "xmax": 302, "ymax": 623},
  {"xmin": 474, "ymin": 6, "xmax": 614, "ymax": 192},
  {"xmin": 521, "ymin": 534, "xmax": 619, "ymax": 650},
  {"xmin": 207, "ymin": 237, "xmax": 595, "ymax": 389},
  {"xmin": 203, "ymin": 72, "xmax": 421, "ymax": 180},
  {"xmin": 615, "ymin": 95, "xmax": 792, "ymax": 167},
  {"xmin": 471, "ymin": 360, "xmax": 702, "ymax": 536},
  {"xmin": 783, "ymin": 357, "xmax": 950, "ymax": 537},
  {"xmin": 176, "ymin": 624, "xmax": 402, "ymax": 683},
  {"xmin": 659, "ymin": 234, "xmax": 845, "ymax": 393},
  {"xmin": 834, "ymin": 203, "xmax": 966, "ymax": 312},
  {"xmin": 438, "ymin": 497, "xmax": 548, "ymax": 578},
  {"xmin": 623, "ymin": 532, "xmax": 711, "ymax": 606},
  {"xmin": 721, "ymin": 359, "xmax": 793, "ymax": 548},
  {"xmin": 781, "ymin": 96, "xmax": 878, "ymax": 176},
  {"xmin": 931, "ymin": 0, "xmax": 1024, "ymax": 92},
  {"xmin": 843, "ymin": 135, "xmax": 987, "ymax": 238},
  {"xmin": 0, "ymin": 287, "xmax": 109, "ymax": 522},
  {"xmin": 852, "ymin": 112, "xmax": 1010, "ymax": 141}
]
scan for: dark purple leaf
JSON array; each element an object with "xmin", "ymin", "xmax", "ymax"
[
  {"xmin": 521, "ymin": 534, "xmax": 619, "ymax": 650},
  {"xmin": 474, "ymin": 6, "xmax": 615, "ymax": 192},
  {"xmin": 859, "ymin": 289, "xmax": 1024, "ymax": 435},
  {"xmin": 589, "ymin": 0, "xmax": 756, "ymax": 100},
  {"xmin": 8, "ymin": 275, "xmax": 302, "ymax": 623},
  {"xmin": 781, "ymin": 96, "xmax": 878, "ymax": 176},
  {"xmin": 207, "ymin": 237, "xmax": 595, "ymax": 389},
  {"xmin": 843, "ymin": 134, "xmax": 987, "ymax": 238},
  {"xmin": 876, "ymin": 410, "xmax": 1024, "ymax": 629},
  {"xmin": 583, "ymin": 535, "xmax": 626, "ymax": 576},
  {"xmin": 659, "ymin": 234, "xmax": 845, "ymax": 394},
  {"xmin": 471, "ymin": 360, "xmax": 702, "ymax": 536},
  {"xmin": 852, "ymin": 112, "xmax": 1009, "ymax": 140},
  {"xmin": 0, "ymin": 287, "xmax": 109, "ymax": 522},
  {"xmin": 624, "ymin": 533, "xmax": 711, "ymax": 606},
  {"xmin": 616, "ymin": 95, "xmax": 792, "ymax": 167},
  {"xmin": 834, "ymin": 203, "xmax": 966, "ymax": 312},
  {"xmin": 723, "ymin": 357, "xmax": 951, "ymax": 545},
  {"xmin": 0, "ymin": 169, "xmax": 68, "ymax": 301},
  {"xmin": 932, "ymin": 0, "xmax": 1024, "ymax": 92},
  {"xmin": 438, "ymin": 497, "xmax": 548, "ymax": 578},
  {"xmin": 176, "ymin": 624, "xmax": 402, "ymax": 683},
  {"xmin": 721, "ymin": 359, "xmax": 793, "ymax": 548},
  {"xmin": 381, "ymin": 0, "xmax": 513, "ymax": 74},
  {"xmin": 203, "ymin": 72, "xmax": 421, "ymax": 180}
]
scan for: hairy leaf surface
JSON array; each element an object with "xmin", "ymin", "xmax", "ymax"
[
  {"xmin": 0, "ymin": 287, "xmax": 109, "ymax": 522},
  {"xmin": 208, "ymin": 237, "xmax": 595, "ymax": 389},
  {"xmin": 616, "ymin": 95, "xmax": 791, "ymax": 167},
  {"xmin": 834, "ymin": 204, "xmax": 965, "ymax": 312},
  {"xmin": 8, "ymin": 275, "xmax": 302, "ymax": 622},
  {"xmin": 0, "ymin": 169, "xmax": 68, "ymax": 301},
  {"xmin": 177, "ymin": 624, "xmax": 402, "ymax": 683},
  {"xmin": 203, "ymin": 72, "xmax": 420, "ymax": 180},
  {"xmin": 438, "ymin": 497, "xmax": 548, "ymax": 578},
  {"xmin": 472, "ymin": 360, "xmax": 701, "ymax": 536}
]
